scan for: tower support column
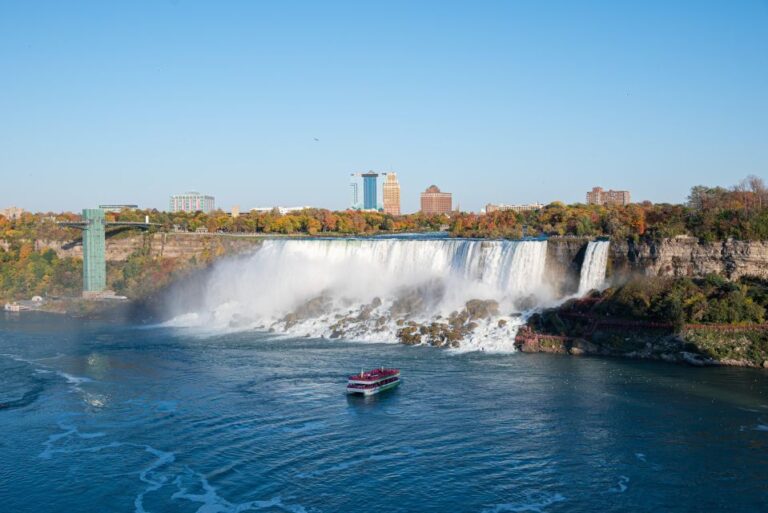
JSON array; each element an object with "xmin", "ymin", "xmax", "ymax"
[{"xmin": 82, "ymin": 208, "xmax": 106, "ymax": 296}]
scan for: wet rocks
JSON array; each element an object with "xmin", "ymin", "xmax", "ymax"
[
  {"xmin": 283, "ymin": 295, "xmax": 333, "ymax": 328},
  {"xmin": 465, "ymin": 299, "xmax": 499, "ymax": 320},
  {"xmin": 356, "ymin": 305, "xmax": 373, "ymax": 321},
  {"xmin": 283, "ymin": 312, "xmax": 299, "ymax": 329},
  {"xmin": 295, "ymin": 295, "xmax": 332, "ymax": 319},
  {"xmin": 279, "ymin": 292, "xmax": 511, "ymax": 351},
  {"xmin": 395, "ymin": 301, "xmax": 498, "ymax": 349},
  {"xmin": 397, "ymin": 326, "xmax": 422, "ymax": 345}
]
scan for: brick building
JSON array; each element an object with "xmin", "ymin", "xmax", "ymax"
[
  {"xmin": 586, "ymin": 187, "xmax": 630, "ymax": 206},
  {"xmin": 420, "ymin": 185, "xmax": 452, "ymax": 215}
]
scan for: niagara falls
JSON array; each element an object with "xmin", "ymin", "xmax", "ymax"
[
  {"xmin": 165, "ymin": 237, "xmax": 610, "ymax": 352},
  {"xmin": 4, "ymin": 1, "xmax": 768, "ymax": 511}
]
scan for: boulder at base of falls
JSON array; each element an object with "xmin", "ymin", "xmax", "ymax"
[
  {"xmin": 287, "ymin": 295, "xmax": 332, "ymax": 323},
  {"xmin": 396, "ymin": 316, "xmax": 480, "ymax": 349},
  {"xmin": 397, "ymin": 326, "xmax": 422, "ymax": 345},
  {"xmin": 465, "ymin": 299, "xmax": 499, "ymax": 320}
]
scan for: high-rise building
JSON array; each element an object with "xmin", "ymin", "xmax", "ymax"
[
  {"xmin": 485, "ymin": 203, "xmax": 544, "ymax": 213},
  {"xmin": 586, "ymin": 187, "xmax": 631, "ymax": 206},
  {"xmin": 382, "ymin": 173, "xmax": 401, "ymax": 215},
  {"xmin": 420, "ymin": 185, "xmax": 452, "ymax": 215},
  {"xmin": 169, "ymin": 192, "xmax": 215, "ymax": 213},
  {"xmin": 349, "ymin": 174, "xmax": 362, "ymax": 209},
  {"xmin": 362, "ymin": 172, "xmax": 379, "ymax": 210}
]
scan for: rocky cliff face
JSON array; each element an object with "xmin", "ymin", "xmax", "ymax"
[
  {"xmin": 544, "ymin": 237, "xmax": 587, "ymax": 295},
  {"xmin": 9, "ymin": 234, "xmax": 768, "ymax": 280},
  {"xmin": 545, "ymin": 237, "xmax": 768, "ymax": 287},
  {"xmin": 612, "ymin": 237, "xmax": 768, "ymax": 280},
  {"xmin": 31, "ymin": 233, "xmax": 263, "ymax": 262}
]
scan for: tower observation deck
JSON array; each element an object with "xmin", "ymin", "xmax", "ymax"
[{"xmin": 59, "ymin": 208, "xmax": 160, "ymax": 297}]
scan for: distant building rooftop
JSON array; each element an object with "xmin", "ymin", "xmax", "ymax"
[
  {"xmin": 485, "ymin": 203, "xmax": 544, "ymax": 214},
  {"xmin": 99, "ymin": 204, "xmax": 139, "ymax": 213},
  {"xmin": 250, "ymin": 206, "xmax": 313, "ymax": 215},
  {"xmin": 0, "ymin": 206, "xmax": 25, "ymax": 220}
]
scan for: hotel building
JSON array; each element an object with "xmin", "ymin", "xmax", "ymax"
[
  {"xmin": 169, "ymin": 192, "xmax": 216, "ymax": 213},
  {"xmin": 420, "ymin": 185, "xmax": 452, "ymax": 215},
  {"xmin": 382, "ymin": 173, "xmax": 401, "ymax": 215},
  {"xmin": 586, "ymin": 187, "xmax": 631, "ymax": 206}
]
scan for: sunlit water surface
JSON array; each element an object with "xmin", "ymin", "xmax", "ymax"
[{"xmin": 1, "ymin": 313, "xmax": 767, "ymax": 512}]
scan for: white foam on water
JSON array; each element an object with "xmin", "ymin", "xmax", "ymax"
[
  {"xmin": 754, "ymin": 424, "xmax": 768, "ymax": 432},
  {"xmin": 38, "ymin": 418, "xmax": 309, "ymax": 513},
  {"xmin": 1, "ymin": 353, "xmax": 97, "ymax": 401},
  {"xmin": 447, "ymin": 314, "xmax": 529, "ymax": 354},
  {"xmin": 58, "ymin": 372, "xmax": 92, "ymax": 385},
  {"xmin": 0, "ymin": 353, "xmax": 43, "ymax": 367},
  {"xmin": 134, "ymin": 446, "xmax": 177, "ymax": 513},
  {"xmin": 172, "ymin": 467, "xmax": 309, "ymax": 513},
  {"xmin": 161, "ymin": 312, "xmax": 203, "ymax": 328},
  {"xmin": 39, "ymin": 420, "xmax": 110, "ymax": 459},
  {"xmin": 611, "ymin": 475, "xmax": 630, "ymax": 493}
]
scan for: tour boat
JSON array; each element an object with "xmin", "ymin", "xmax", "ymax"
[{"xmin": 346, "ymin": 367, "xmax": 401, "ymax": 396}]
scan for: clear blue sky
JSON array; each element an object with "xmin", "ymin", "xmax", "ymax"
[{"xmin": 1, "ymin": 1, "xmax": 767, "ymax": 213}]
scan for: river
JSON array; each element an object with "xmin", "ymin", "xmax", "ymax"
[{"xmin": 1, "ymin": 313, "xmax": 767, "ymax": 512}]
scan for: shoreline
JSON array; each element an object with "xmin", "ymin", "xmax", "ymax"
[
  {"xmin": 514, "ymin": 323, "xmax": 768, "ymax": 369},
  {"xmin": 8, "ymin": 297, "xmax": 768, "ymax": 370}
]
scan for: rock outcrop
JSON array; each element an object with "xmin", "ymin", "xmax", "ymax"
[
  {"xmin": 515, "ymin": 324, "xmax": 768, "ymax": 368},
  {"xmin": 612, "ymin": 237, "xmax": 768, "ymax": 280},
  {"xmin": 27, "ymin": 233, "xmax": 263, "ymax": 262},
  {"xmin": 545, "ymin": 237, "xmax": 768, "ymax": 295}
]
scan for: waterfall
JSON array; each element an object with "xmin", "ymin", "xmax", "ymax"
[
  {"xmin": 168, "ymin": 238, "xmax": 553, "ymax": 352},
  {"xmin": 578, "ymin": 240, "xmax": 610, "ymax": 296}
]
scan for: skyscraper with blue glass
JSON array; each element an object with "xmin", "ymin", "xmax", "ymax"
[{"xmin": 362, "ymin": 172, "xmax": 379, "ymax": 210}]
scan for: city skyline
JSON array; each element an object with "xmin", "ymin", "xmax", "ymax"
[{"xmin": 1, "ymin": 2, "xmax": 767, "ymax": 212}]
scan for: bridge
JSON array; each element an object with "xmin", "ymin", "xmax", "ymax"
[{"xmin": 59, "ymin": 209, "xmax": 161, "ymax": 297}]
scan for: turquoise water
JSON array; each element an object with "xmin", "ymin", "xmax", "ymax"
[{"xmin": 2, "ymin": 313, "xmax": 768, "ymax": 512}]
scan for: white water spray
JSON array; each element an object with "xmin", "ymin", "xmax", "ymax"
[
  {"xmin": 169, "ymin": 238, "xmax": 554, "ymax": 351},
  {"xmin": 577, "ymin": 240, "xmax": 610, "ymax": 296}
]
